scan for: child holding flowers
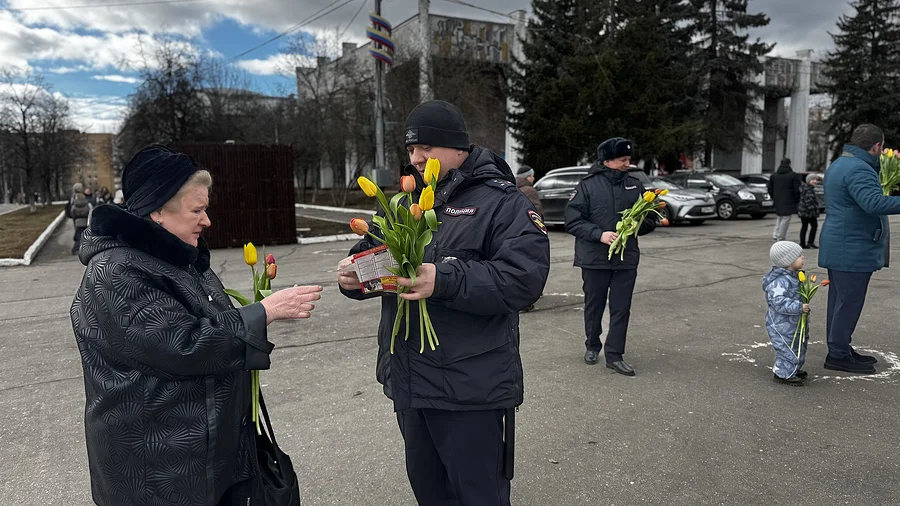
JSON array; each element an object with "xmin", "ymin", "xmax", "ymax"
[{"xmin": 763, "ymin": 241, "xmax": 811, "ymax": 386}]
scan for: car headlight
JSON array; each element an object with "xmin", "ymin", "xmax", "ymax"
[
  {"xmin": 671, "ymin": 195, "xmax": 694, "ymax": 202},
  {"xmin": 738, "ymin": 190, "xmax": 755, "ymax": 200}
]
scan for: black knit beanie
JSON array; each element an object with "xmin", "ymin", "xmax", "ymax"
[
  {"xmin": 404, "ymin": 100, "xmax": 470, "ymax": 150},
  {"xmin": 123, "ymin": 145, "xmax": 199, "ymax": 217},
  {"xmin": 597, "ymin": 137, "xmax": 634, "ymax": 162}
]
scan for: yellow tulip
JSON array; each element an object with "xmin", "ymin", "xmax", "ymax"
[
  {"xmin": 659, "ymin": 189, "xmax": 669, "ymax": 196},
  {"xmin": 357, "ymin": 176, "xmax": 378, "ymax": 197},
  {"xmin": 889, "ymin": 149, "xmax": 895, "ymax": 159},
  {"xmin": 798, "ymin": 271, "xmax": 806, "ymax": 282},
  {"xmin": 419, "ymin": 186, "xmax": 435, "ymax": 211},
  {"xmin": 643, "ymin": 191, "xmax": 655, "ymax": 203},
  {"xmin": 425, "ymin": 158, "xmax": 441, "ymax": 183},
  {"xmin": 243, "ymin": 243, "xmax": 258, "ymax": 266}
]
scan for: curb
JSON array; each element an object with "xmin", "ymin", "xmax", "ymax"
[
  {"xmin": 0, "ymin": 205, "xmax": 25, "ymax": 217},
  {"xmin": 297, "ymin": 233, "xmax": 360, "ymax": 245},
  {"xmin": 0, "ymin": 210, "xmax": 67, "ymax": 267},
  {"xmin": 296, "ymin": 203, "xmax": 375, "ymax": 215}
]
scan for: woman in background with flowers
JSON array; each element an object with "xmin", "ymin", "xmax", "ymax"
[{"xmin": 70, "ymin": 145, "xmax": 322, "ymax": 506}]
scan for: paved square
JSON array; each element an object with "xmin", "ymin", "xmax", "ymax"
[{"xmin": 2, "ymin": 216, "xmax": 898, "ymax": 505}]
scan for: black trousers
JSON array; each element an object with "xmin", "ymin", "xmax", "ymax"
[
  {"xmin": 825, "ymin": 269, "xmax": 872, "ymax": 360},
  {"xmin": 582, "ymin": 268, "xmax": 638, "ymax": 362},
  {"xmin": 799, "ymin": 216, "xmax": 818, "ymax": 245},
  {"xmin": 397, "ymin": 408, "xmax": 510, "ymax": 506},
  {"xmin": 73, "ymin": 225, "xmax": 87, "ymax": 254}
]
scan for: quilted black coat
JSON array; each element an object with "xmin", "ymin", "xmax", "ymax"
[{"xmin": 70, "ymin": 204, "xmax": 273, "ymax": 506}]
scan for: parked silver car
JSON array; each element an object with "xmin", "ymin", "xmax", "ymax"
[{"xmin": 648, "ymin": 177, "xmax": 717, "ymax": 225}]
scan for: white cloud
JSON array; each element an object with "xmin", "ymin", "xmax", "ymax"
[
  {"xmin": 48, "ymin": 65, "xmax": 90, "ymax": 74},
  {"xmin": 67, "ymin": 95, "xmax": 129, "ymax": 133},
  {"xmin": 91, "ymin": 75, "xmax": 141, "ymax": 84},
  {"xmin": 233, "ymin": 53, "xmax": 300, "ymax": 76}
]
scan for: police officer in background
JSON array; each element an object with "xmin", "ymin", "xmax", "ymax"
[
  {"xmin": 565, "ymin": 137, "xmax": 657, "ymax": 376},
  {"xmin": 338, "ymin": 100, "xmax": 550, "ymax": 505}
]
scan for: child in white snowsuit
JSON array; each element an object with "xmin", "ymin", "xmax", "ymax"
[{"xmin": 763, "ymin": 241, "xmax": 810, "ymax": 386}]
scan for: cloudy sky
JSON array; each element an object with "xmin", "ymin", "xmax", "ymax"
[{"xmin": 0, "ymin": 0, "xmax": 856, "ymax": 133}]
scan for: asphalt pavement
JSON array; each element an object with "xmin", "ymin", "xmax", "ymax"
[{"xmin": 2, "ymin": 215, "xmax": 899, "ymax": 505}]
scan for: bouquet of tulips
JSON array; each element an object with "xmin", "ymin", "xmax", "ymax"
[
  {"xmin": 350, "ymin": 159, "xmax": 442, "ymax": 354},
  {"xmin": 224, "ymin": 242, "xmax": 277, "ymax": 435},
  {"xmin": 608, "ymin": 189, "xmax": 670, "ymax": 260},
  {"xmin": 791, "ymin": 271, "xmax": 829, "ymax": 354},
  {"xmin": 880, "ymin": 148, "xmax": 900, "ymax": 196}
]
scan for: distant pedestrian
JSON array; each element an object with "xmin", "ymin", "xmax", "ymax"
[
  {"xmin": 767, "ymin": 158, "xmax": 801, "ymax": 241},
  {"xmin": 83, "ymin": 187, "xmax": 97, "ymax": 206},
  {"xmin": 763, "ymin": 241, "xmax": 810, "ymax": 386},
  {"xmin": 798, "ymin": 174, "xmax": 821, "ymax": 248},
  {"xmin": 66, "ymin": 183, "xmax": 92, "ymax": 255},
  {"xmin": 819, "ymin": 124, "xmax": 900, "ymax": 374},
  {"xmin": 515, "ymin": 165, "xmax": 543, "ymax": 218},
  {"xmin": 96, "ymin": 186, "xmax": 112, "ymax": 204}
]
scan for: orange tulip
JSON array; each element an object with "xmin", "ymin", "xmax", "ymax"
[
  {"xmin": 822, "ymin": 280, "xmax": 830, "ymax": 287},
  {"xmin": 350, "ymin": 218, "xmax": 369, "ymax": 236},
  {"xmin": 410, "ymin": 203, "xmax": 423, "ymax": 221},
  {"xmin": 266, "ymin": 263, "xmax": 277, "ymax": 280},
  {"xmin": 400, "ymin": 175, "xmax": 416, "ymax": 193},
  {"xmin": 659, "ymin": 201, "xmax": 667, "ymax": 208},
  {"xmin": 660, "ymin": 218, "xmax": 670, "ymax": 226},
  {"xmin": 655, "ymin": 189, "xmax": 663, "ymax": 194}
]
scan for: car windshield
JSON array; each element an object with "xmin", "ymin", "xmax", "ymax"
[
  {"xmin": 707, "ymin": 174, "xmax": 744, "ymax": 187},
  {"xmin": 650, "ymin": 178, "xmax": 682, "ymax": 190},
  {"xmin": 628, "ymin": 170, "xmax": 651, "ymax": 185}
]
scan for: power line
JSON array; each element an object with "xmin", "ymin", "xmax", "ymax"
[
  {"xmin": 3, "ymin": 0, "xmax": 208, "ymax": 12},
  {"xmin": 222, "ymin": 0, "xmax": 357, "ymax": 64},
  {"xmin": 338, "ymin": 0, "xmax": 368, "ymax": 41},
  {"xmin": 436, "ymin": 0, "xmax": 519, "ymax": 22}
]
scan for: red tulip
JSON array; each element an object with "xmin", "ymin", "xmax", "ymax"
[
  {"xmin": 265, "ymin": 253, "xmax": 275, "ymax": 265},
  {"xmin": 350, "ymin": 218, "xmax": 369, "ymax": 236},
  {"xmin": 661, "ymin": 218, "xmax": 670, "ymax": 226},
  {"xmin": 400, "ymin": 175, "xmax": 416, "ymax": 193},
  {"xmin": 266, "ymin": 263, "xmax": 277, "ymax": 280}
]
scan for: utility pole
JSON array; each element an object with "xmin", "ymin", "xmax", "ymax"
[
  {"xmin": 419, "ymin": 0, "xmax": 432, "ymax": 102},
  {"xmin": 374, "ymin": 0, "xmax": 386, "ymax": 174}
]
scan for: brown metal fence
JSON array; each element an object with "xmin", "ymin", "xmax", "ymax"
[{"xmin": 176, "ymin": 144, "xmax": 296, "ymax": 249}]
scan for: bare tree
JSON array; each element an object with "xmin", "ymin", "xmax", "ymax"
[
  {"xmin": 282, "ymin": 30, "xmax": 375, "ymax": 206},
  {"xmin": 0, "ymin": 68, "xmax": 45, "ymax": 210}
]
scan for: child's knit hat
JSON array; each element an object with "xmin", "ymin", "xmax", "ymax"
[{"xmin": 770, "ymin": 241, "xmax": 803, "ymax": 268}]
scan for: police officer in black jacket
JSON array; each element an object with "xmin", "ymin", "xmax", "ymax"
[
  {"xmin": 338, "ymin": 100, "xmax": 550, "ymax": 505},
  {"xmin": 565, "ymin": 137, "xmax": 656, "ymax": 376}
]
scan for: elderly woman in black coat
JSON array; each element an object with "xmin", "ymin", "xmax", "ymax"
[{"xmin": 70, "ymin": 145, "xmax": 322, "ymax": 506}]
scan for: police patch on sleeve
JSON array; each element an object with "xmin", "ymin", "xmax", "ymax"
[{"xmin": 528, "ymin": 210, "xmax": 547, "ymax": 235}]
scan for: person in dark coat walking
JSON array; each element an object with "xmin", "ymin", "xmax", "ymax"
[
  {"xmin": 767, "ymin": 158, "xmax": 801, "ymax": 241},
  {"xmin": 70, "ymin": 145, "xmax": 323, "ymax": 506},
  {"xmin": 338, "ymin": 100, "xmax": 550, "ymax": 506},
  {"xmin": 515, "ymin": 165, "xmax": 544, "ymax": 218},
  {"xmin": 565, "ymin": 137, "xmax": 657, "ymax": 376},
  {"xmin": 818, "ymin": 124, "xmax": 900, "ymax": 375},
  {"xmin": 798, "ymin": 173, "xmax": 821, "ymax": 248}
]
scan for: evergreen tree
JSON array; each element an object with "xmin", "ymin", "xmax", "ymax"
[
  {"xmin": 606, "ymin": 0, "xmax": 703, "ymax": 166},
  {"xmin": 508, "ymin": 0, "xmax": 611, "ymax": 174},
  {"xmin": 824, "ymin": 0, "xmax": 900, "ymax": 151},
  {"xmin": 509, "ymin": 0, "xmax": 703, "ymax": 174},
  {"xmin": 687, "ymin": 0, "xmax": 772, "ymax": 165}
]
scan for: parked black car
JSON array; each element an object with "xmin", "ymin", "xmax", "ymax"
[
  {"xmin": 737, "ymin": 172, "xmax": 825, "ymax": 212},
  {"xmin": 668, "ymin": 171, "xmax": 772, "ymax": 220}
]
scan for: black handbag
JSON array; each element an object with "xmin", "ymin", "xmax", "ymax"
[{"xmin": 254, "ymin": 391, "xmax": 302, "ymax": 505}]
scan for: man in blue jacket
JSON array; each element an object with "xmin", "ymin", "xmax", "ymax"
[
  {"xmin": 338, "ymin": 100, "xmax": 550, "ymax": 505},
  {"xmin": 565, "ymin": 138, "xmax": 656, "ymax": 376},
  {"xmin": 819, "ymin": 124, "xmax": 900, "ymax": 374}
]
